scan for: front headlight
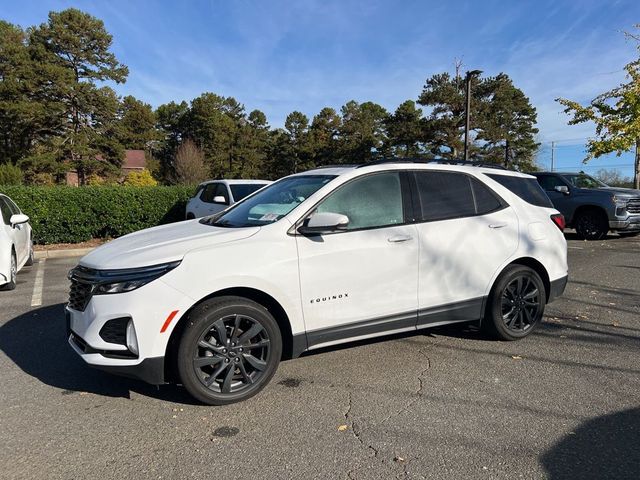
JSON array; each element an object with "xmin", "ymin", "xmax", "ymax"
[
  {"xmin": 613, "ymin": 195, "xmax": 629, "ymax": 208},
  {"xmin": 69, "ymin": 261, "xmax": 181, "ymax": 296}
]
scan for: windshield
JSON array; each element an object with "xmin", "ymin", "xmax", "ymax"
[
  {"xmin": 564, "ymin": 173, "xmax": 607, "ymax": 189},
  {"xmin": 230, "ymin": 183, "xmax": 268, "ymax": 202},
  {"xmin": 201, "ymin": 175, "xmax": 336, "ymax": 228}
]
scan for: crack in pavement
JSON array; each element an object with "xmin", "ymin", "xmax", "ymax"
[
  {"xmin": 377, "ymin": 348, "xmax": 432, "ymax": 428},
  {"xmin": 343, "ymin": 348, "xmax": 432, "ymax": 479}
]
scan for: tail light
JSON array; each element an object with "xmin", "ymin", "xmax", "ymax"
[{"xmin": 551, "ymin": 213, "xmax": 565, "ymax": 231}]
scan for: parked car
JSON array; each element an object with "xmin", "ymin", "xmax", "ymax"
[
  {"xmin": 532, "ymin": 171, "xmax": 640, "ymax": 240},
  {"xmin": 0, "ymin": 194, "xmax": 33, "ymax": 290},
  {"xmin": 66, "ymin": 161, "xmax": 568, "ymax": 405},
  {"xmin": 185, "ymin": 179, "xmax": 271, "ymax": 219}
]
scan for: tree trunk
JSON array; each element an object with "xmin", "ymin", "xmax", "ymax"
[
  {"xmin": 635, "ymin": 138, "xmax": 640, "ymax": 190},
  {"xmin": 504, "ymin": 140, "xmax": 509, "ymax": 168}
]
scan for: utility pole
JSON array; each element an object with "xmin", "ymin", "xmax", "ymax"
[
  {"xmin": 551, "ymin": 141, "xmax": 555, "ymax": 171},
  {"xmin": 464, "ymin": 70, "xmax": 483, "ymax": 161}
]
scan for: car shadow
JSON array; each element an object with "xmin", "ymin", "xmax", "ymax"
[
  {"xmin": 0, "ymin": 303, "xmax": 200, "ymax": 405},
  {"xmin": 541, "ymin": 407, "xmax": 640, "ymax": 479}
]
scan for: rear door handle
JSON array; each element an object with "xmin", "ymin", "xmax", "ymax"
[
  {"xmin": 388, "ymin": 235, "xmax": 413, "ymax": 243},
  {"xmin": 489, "ymin": 224, "xmax": 507, "ymax": 229}
]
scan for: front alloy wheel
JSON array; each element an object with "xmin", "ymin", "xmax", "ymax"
[{"xmin": 177, "ymin": 296, "xmax": 282, "ymax": 405}]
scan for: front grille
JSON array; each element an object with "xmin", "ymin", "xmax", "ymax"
[
  {"xmin": 68, "ymin": 279, "xmax": 93, "ymax": 311},
  {"xmin": 99, "ymin": 318, "xmax": 129, "ymax": 345},
  {"xmin": 627, "ymin": 198, "xmax": 640, "ymax": 214}
]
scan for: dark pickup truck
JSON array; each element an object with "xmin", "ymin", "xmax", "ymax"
[{"xmin": 532, "ymin": 172, "xmax": 640, "ymax": 240}]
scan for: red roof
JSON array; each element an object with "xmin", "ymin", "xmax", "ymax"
[{"xmin": 122, "ymin": 150, "xmax": 146, "ymax": 170}]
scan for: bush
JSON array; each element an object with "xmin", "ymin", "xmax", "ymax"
[
  {"xmin": 124, "ymin": 169, "xmax": 158, "ymax": 186},
  {"xmin": 0, "ymin": 164, "xmax": 24, "ymax": 185},
  {"xmin": 0, "ymin": 185, "xmax": 194, "ymax": 244}
]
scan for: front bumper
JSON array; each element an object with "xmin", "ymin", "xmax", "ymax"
[
  {"xmin": 609, "ymin": 215, "xmax": 640, "ymax": 231},
  {"xmin": 548, "ymin": 275, "xmax": 568, "ymax": 303},
  {"xmin": 66, "ymin": 311, "xmax": 166, "ymax": 384},
  {"xmin": 65, "ymin": 278, "xmax": 193, "ymax": 386}
]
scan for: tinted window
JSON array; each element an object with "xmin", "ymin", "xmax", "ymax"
[
  {"xmin": 200, "ymin": 183, "xmax": 228, "ymax": 204},
  {"xmin": 471, "ymin": 178, "xmax": 503, "ymax": 214},
  {"xmin": 200, "ymin": 184, "xmax": 218, "ymax": 203},
  {"xmin": 230, "ymin": 184, "xmax": 267, "ymax": 202},
  {"xmin": 486, "ymin": 174, "xmax": 553, "ymax": 208},
  {"xmin": 537, "ymin": 175, "xmax": 566, "ymax": 191},
  {"xmin": 0, "ymin": 198, "xmax": 12, "ymax": 225},
  {"xmin": 563, "ymin": 173, "xmax": 607, "ymax": 189},
  {"xmin": 4, "ymin": 197, "xmax": 20, "ymax": 215},
  {"xmin": 316, "ymin": 172, "xmax": 403, "ymax": 230},
  {"xmin": 414, "ymin": 172, "xmax": 476, "ymax": 221}
]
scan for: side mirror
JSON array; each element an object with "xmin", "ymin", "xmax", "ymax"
[
  {"xmin": 297, "ymin": 212, "xmax": 349, "ymax": 235},
  {"xmin": 10, "ymin": 213, "xmax": 29, "ymax": 226},
  {"xmin": 213, "ymin": 195, "xmax": 228, "ymax": 205},
  {"xmin": 554, "ymin": 185, "xmax": 570, "ymax": 195}
]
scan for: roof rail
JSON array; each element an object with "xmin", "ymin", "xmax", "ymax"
[
  {"xmin": 312, "ymin": 164, "xmax": 360, "ymax": 169},
  {"xmin": 356, "ymin": 158, "xmax": 508, "ymax": 170}
]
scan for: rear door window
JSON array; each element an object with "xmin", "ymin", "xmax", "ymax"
[
  {"xmin": 413, "ymin": 171, "xmax": 476, "ymax": 221},
  {"xmin": 486, "ymin": 174, "xmax": 553, "ymax": 208}
]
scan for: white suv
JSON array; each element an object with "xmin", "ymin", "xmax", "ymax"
[
  {"xmin": 185, "ymin": 179, "xmax": 270, "ymax": 219},
  {"xmin": 67, "ymin": 162, "xmax": 568, "ymax": 405}
]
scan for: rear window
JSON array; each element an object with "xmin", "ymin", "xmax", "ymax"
[
  {"xmin": 486, "ymin": 174, "xmax": 553, "ymax": 208},
  {"xmin": 230, "ymin": 184, "xmax": 267, "ymax": 202}
]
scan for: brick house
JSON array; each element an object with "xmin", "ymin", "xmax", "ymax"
[{"xmin": 65, "ymin": 150, "xmax": 146, "ymax": 186}]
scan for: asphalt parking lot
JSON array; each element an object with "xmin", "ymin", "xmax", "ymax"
[{"xmin": 1, "ymin": 234, "xmax": 639, "ymax": 479}]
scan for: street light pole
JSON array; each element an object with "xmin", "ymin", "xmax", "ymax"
[{"xmin": 463, "ymin": 69, "xmax": 483, "ymax": 161}]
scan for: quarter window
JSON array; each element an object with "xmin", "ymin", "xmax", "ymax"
[
  {"xmin": 486, "ymin": 174, "xmax": 553, "ymax": 208},
  {"xmin": 315, "ymin": 172, "xmax": 404, "ymax": 230},
  {"xmin": 471, "ymin": 177, "xmax": 503, "ymax": 214}
]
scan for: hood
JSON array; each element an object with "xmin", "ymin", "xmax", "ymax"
[
  {"xmin": 79, "ymin": 220, "xmax": 260, "ymax": 270},
  {"xmin": 597, "ymin": 186, "xmax": 640, "ymax": 198}
]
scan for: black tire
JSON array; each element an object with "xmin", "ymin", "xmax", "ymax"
[
  {"xmin": 574, "ymin": 209, "xmax": 608, "ymax": 240},
  {"xmin": 177, "ymin": 296, "xmax": 282, "ymax": 405},
  {"xmin": 483, "ymin": 265, "xmax": 546, "ymax": 341},
  {"xmin": 1, "ymin": 251, "xmax": 17, "ymax": 291},
  {"xmin": 25, "ymin": 239, "xmax": 34, "ymax": 266},
  {"xmin": 186, "ymin": 212, "xmax": 196, "ymax": 220}
]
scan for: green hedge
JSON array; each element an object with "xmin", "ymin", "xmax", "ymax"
[{"xmin": 0, "ymin": 185, "xmax": 194, "ymax": 244}]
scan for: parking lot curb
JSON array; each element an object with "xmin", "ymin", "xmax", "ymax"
[{"xmin": 34, "ymin": 247, "xmax": 94, "ymax": 260}]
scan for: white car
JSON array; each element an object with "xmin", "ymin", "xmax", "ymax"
[
  {"xmin": 67, "ymin": 161, "xmax": 568, "ymax": 405},
  {"xmin": 185, "ymin": 179, "xmax": 271, "ymax": 219},
  {"xmin": 0, "ymin": 194, "xmax": 33, "ymax": 290}
]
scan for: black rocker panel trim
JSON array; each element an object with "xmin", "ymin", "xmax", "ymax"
[
  {"xmin": 305, "ymin": 311, "xmax": 417, "ymax": 349},
  {"xmin": 294, "ymin": 296, "xmax": 487, "ymax": 355},
  {"xmin": 416, "ymin": 296, "xmax": 485, "ymax": 328}
]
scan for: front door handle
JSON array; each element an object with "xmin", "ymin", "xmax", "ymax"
[
  {"xmin": 388, "ymin": 235, "xmax": 413, "ymax": 243},
  {"xmin": 489, "ymin": 224, "xmax": 507, "ymax": 229}
]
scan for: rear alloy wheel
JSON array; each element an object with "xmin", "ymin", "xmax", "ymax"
[
  {"xmin": 177, "ymin": 296, "xmax": 282, "ymax": 405},
  {"xmin": 1, "ymin": 251, "xmax": 17, "ymax": 291},
  {"xmin": 484, "ymin": 265, "xmax": 545, "ymax": 340},
  {"xmin": 575, "ymin": 210, "xmax": 608, "ymax": 240}
]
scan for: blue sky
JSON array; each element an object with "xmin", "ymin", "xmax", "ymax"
[{"xmin": 3, "ymin": 0, "xmax": 639, "ymax": 175}]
